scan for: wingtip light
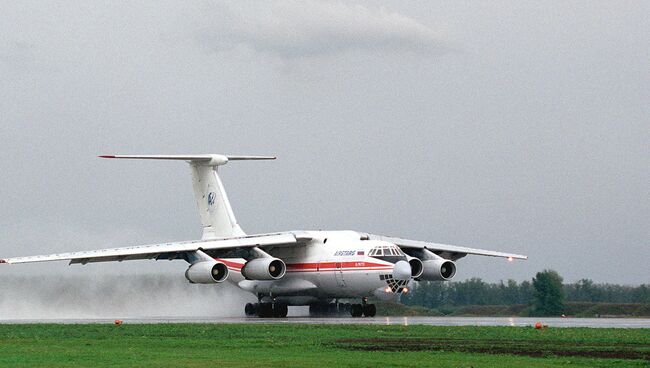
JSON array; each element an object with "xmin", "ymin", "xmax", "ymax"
[{"xmin": 507, "ymin": 256, "xmax": 514, "ymax": 262}]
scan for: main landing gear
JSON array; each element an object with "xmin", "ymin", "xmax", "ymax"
[
  {"xmin": 308, "ymin": 298, "xmax": 376, "ymax": 318},
  {"xmin": 245, "ymin": 302, "xmax": 288, "ymax": 318},
  {"xmin": 308, "ymin": 302, "xmax": 351, "ymax": 317}
]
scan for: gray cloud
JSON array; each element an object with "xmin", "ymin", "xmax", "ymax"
[{"xmin": 197, "ymin": 1, "xmax": 448, "ymax": 58}]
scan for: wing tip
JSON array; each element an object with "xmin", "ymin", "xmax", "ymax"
[
  {"xmin": 0, "ymin": 259, "xmax": 7, "ymax": 264},
  {"xmin": 98, "ymin": 155, "xmax": 116, "ymax": 159}
]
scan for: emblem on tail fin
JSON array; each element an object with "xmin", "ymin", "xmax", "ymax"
[{"xmin": 207, "ymin": 192, "xmax": 216, "ymax": 206}]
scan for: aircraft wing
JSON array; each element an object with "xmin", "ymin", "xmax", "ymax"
[
  {"xmin": 0, "ymin": 232, "xmax": 312, "ymax": 265},
  {"xmin": 366, "ymin": 234, "xmax": 527, "ymax": 261}
]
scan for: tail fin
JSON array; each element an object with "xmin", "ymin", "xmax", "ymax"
[{"xmin": 99, "ymin": 154, "xmax": 275, "ymax": 239}]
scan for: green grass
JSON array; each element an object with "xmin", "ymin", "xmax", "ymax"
[{"xmin": 0, "ymin": 323, "xmax": 648, "ymax": 367}]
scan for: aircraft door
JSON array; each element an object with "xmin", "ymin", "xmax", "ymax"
[
  {"xmin": 317, "ymin": 261, "xmax": 346, "ymax": 290},
  {"xmin": 334, "ymin": 262, "xmax": 346, "ymax": 288}
]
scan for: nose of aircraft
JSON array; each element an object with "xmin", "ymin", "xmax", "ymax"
[{"xmin": 392, "ymin": 260, "xmax": 411, "ymax": 280}]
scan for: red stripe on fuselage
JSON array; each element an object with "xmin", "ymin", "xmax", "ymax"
[
  {"xmin": 214, "ymin": 259, "xmax": 393, "ymax": 273},
  {"xmin": 286, "ymin": 261, "xmax": 393, "ymax": 273}
]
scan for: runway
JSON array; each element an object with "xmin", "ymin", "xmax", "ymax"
[{"xmin": 2, "ymin": 316, "xmax": 649, "ymax": 328}]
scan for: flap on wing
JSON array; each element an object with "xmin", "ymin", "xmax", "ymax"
[
  {"xmin": 1, "ymin": 232, "xmax": 312, "ymax": 265},
  {"xmin": 366, "ymin": 234, "xmax": 527, "ymax": 260}
]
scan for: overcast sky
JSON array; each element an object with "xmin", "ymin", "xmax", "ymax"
[{"xmin": 1, "ymin": 1, "xmax": 648, "ymax": 284}]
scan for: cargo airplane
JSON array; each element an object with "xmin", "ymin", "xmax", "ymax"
[{"xmin": 1, "ymin": 154, "xmax": 527, "ymax": 317}]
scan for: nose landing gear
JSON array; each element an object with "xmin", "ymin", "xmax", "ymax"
[
  {"xmin": 351, "ymin": 297, "xmax": 376, "ymax": 317},
  {"xmin": 361, "ymin": 303, "xmax": 376, "ymax": 317}
]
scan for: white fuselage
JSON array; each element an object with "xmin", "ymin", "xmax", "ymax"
[{"xmin": 216, "ymin": 231, "xmax": 406, "ymax": 305}]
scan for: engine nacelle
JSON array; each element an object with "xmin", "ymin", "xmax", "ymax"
[
  {"xmin": 420, "ymin": 259, "xmax": 456, "ymax": 281},
  {"xmin": 406, "ymin": 256, "xmax": 424, "ymax": 279},
  {"xmin": 185, "ymin": 260, "xmax": 229, "ymax": 284},
  {"xmin": 241, "ymin": 258, "xmax": 286, "ymax": 280}
]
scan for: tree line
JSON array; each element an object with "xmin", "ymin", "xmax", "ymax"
[{"xmin": 403, "ymin": 270, "xmax": 650, "ymax": 316}]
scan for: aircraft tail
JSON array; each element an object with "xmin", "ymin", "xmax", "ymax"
[{"xmin": 99, "ymin": 154, "xmax": 275, "ymax": 239}]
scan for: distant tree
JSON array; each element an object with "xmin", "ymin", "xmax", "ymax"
[
  {"xmin": 450, "ymin": 278, "xmax": 491, "ymax": 305},
  {"xmin": 402, "ymin": 281, "xmax": 447, "ymax": 308},
  {"xmin": 519, "ymin": 280, "xmax": 534, "ymax": 305},
  {"xmin": 501, "ymin": 279, "xmax": 521, "ymax": 305},
  {"xmin": 403, "ymin": 273, "xmax": 648, "ymax": 310},
  {"xmin": 632, "ymin": 284, "xmax": 650, "ymax": 304},
  {"xmin": 532, "ymin": 270, "xmax": 565, "ymax": 316},
  {"xmin": 566, "ymin": 278, "xmax": 597, "ymax": 302}
]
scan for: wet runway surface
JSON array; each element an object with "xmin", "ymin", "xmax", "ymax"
[{"xmin": 2, "ymin": 316, "xmax": 649, "ymax": 328}]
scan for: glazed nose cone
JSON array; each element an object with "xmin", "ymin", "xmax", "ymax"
[{"xmin": 392, "ymin": 260, "xmax": 412, "ymax": 281}]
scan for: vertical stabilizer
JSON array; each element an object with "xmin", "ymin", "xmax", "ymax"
[
  {"xmin": 190, "ymin": 163, "xmax": 245, "ymax": 239},
  {"xmin": 99, "ymin": 154, "xmax": 275, "ymax": 239}
]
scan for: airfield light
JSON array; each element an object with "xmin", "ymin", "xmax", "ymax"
[
  {"xmin": 384, "ymin": 287, "xmax": 392, "ymax": 293},
  {"xmin": 402, "ymin": 287, "xmax": 409, "ymax": 294}
]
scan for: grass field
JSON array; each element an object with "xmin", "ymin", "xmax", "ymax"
[{"xmin": 0, "ymin": 323, "xmax": 648, "ymax": 367}]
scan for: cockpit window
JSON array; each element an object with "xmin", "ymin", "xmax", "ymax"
[{"xmin": 369, "ymin": 244, "xmax": 404, "ymax": 257}]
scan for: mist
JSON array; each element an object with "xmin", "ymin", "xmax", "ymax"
[{"xmin": 0, "ymin": 274, "xmax": 256, "ymax": 319}]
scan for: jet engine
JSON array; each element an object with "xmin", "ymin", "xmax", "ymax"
[
  {"xmin": 241, "ymin": 258, "xmax": 286, "ymax": 280},
  {"xmin": 406, "ymin": 256, "xmax": 424, "ymax": 279},
  {"xmin": 420, "ymin": 259, "xmax": 456, "ymax": 281},
  {"xmin": 185, "ymin": 260, "xmax": 229, "ymax": 284}
]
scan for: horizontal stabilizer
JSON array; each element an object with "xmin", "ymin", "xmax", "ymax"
[{"xmin": 99, "ymin": 154, "xmax": 275, "ymax": 166}]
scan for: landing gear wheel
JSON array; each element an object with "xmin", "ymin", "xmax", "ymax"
[
  {"xmin": 244, "ymin": 303, "xmax": 257, "ymax": 317},
  {"xmin": 309, "ymin": 303, "xmax": 322, "ymax": 317},
  {"xmin": 257, "ymin": 303, "xmax": 274, "ymax": 318},
  {"xmin": 309, "ymin": 303, "xmax": 331, "ymax": 317},
  {"xmin": 362, "ymin": 304, "xmax": 376, "ymax": 317},
  {"xmin": 351, "ymin": 304, "xmax": 363, "ymax": 317},
  {"xmin": 273, "ymin": 303, "xmax": 288, "ymax": 318}
]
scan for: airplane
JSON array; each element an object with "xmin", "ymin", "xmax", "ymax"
[{"xmin": 1, "ymin": 154, "xmax": 527, "ymax": 318}]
